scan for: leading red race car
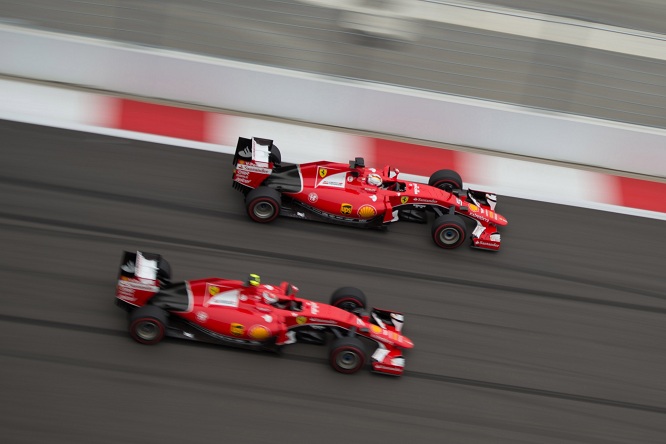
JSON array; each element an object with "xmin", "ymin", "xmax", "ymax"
[
  {"xmin": 232, "ymin": 137, "xmax": 507, "ymax": 251},
  {"xmin": 116, "ymin": 251, "xmax": 413, "ymax": 376}
]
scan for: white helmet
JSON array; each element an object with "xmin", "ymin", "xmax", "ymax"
[
  {"xmin": 367, "ymin": 173, "xmax": 382, "ymax": 187},
  {"xmin": 262, "ymin": 291, "xmax": 278, "ymax": 305}
]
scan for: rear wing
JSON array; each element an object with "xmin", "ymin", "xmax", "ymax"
[
  {"xmin": 233, "ymin": 137, "xmax": 281, "ymax": 166},
  {"xmin": 232, "ymin": 137, "xmax": 281, "ymax": 192},
  {"xmin": 116, "ymin": 251, "xmax": 172, "ymax": 308}
]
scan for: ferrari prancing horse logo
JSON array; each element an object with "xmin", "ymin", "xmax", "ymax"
[
  {"xmin": 401, "ymin": 196, "xmax": 409, "ymax": 204},
  {"xmin": 340, "ymin": 203, "xmax": 352, "ymax": 215},
  {"xmin": 318, "ymin": 167, "xmax": 328, "ymax": 178}
]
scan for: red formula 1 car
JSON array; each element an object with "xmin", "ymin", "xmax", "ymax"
[
  {"xmin": 232, "ymin": 137, "xmax": 507, "ymax": 251},
  {"xmin": 116, "ymin": 251, "xmax": 413, "ymax": 376}
]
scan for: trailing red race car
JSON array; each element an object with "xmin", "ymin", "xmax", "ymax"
[
  {"xmin": 232, "ymin": 137, "xmax": 507, "ymax": 251},
  {"xmin": 116, "ymin": 251, "xmax": 413, "ymax": 376}
]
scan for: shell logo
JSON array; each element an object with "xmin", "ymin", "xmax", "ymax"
[
  {"xmin": 468, "ymin": 203, "xmax": 479, "ymax": 211},
  {"xmin": 370, "ymin": 324, "xmax": 382, "ymax": 334},
  {"xmin": 357, "ymin": 205, "xmax": 377, "ymax": 218},
  {"xmin": 249, "ymin": 325, "xmax": 271, "ymax": 340}
]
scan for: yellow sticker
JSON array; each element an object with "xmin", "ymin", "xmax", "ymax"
[
  {"xmin": 208, "ymin": 285, "xmax": 220, "ymax": 296},
  {"xmin": 357, "ymin": 205, "xmax": 377, "ymax": 218},
  {"xmin": 319, "ymin": 167, "xmax": 328, "ymax": 178},
  {"xmin": 230, "ymin": 323, "xmax": 245, "ymax": 336},
  {"xmin": 249, "ymin": 325, "xmax": 271, "ymax": 340},
  {"xmin": 296, "ymin": 316, "xmax": 307, "ymax": 325},
  {"xmin": 340, "ymin": 203, "xmax": 352, "ymax": 215},
  {"xmin": 401, "ymin": 196, "xmax": 409, "ymax": 204}
]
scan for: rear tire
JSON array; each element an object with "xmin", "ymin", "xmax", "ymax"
[
  {"xmin": 129, "ymin": 305, "xmax": 168, "ymax": 345},
  {"xmin": 432, "ymin": 214, "xmax": 467, "ymax": 249},
  {"xmin": 245, "ymin": 187, "xmax": 282, "ymax": 223},
  {"xmin": 428, "ymin": 169, "xmax": 463, "ymax": 192},
  {"xmin": 330, "ymin": 287, "xmax": 367, "ymax": 312},
  {"xmin": 329, "ymin": 337, "xmax": 367, "ymax": 374}
]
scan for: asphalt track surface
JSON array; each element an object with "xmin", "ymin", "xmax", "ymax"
[
  {"xmin": 1, "ymin": 119, "xmax": 665, "ymax": 443},
  {"xmin": 0, "ymin": 0, "xmax": 665, "ymax": 128}
]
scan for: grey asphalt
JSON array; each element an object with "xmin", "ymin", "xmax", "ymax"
[
  {"xmin": 1, "ymin": 120, "xmax": 665, "ymax": 443},
  {"xmin": 0, "ymin": 0, "xmax": 664, "ymax": 128}
]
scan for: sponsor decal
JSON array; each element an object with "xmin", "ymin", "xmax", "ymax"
[
  {"xmin": 370, "ymin": 334, "xmax": 395, "ymax": 345},
  {"xmin": 262, "ymin": 314, "xmax": 273, "ymax": 323},
  {"xmin": 475, "ymin": 240, "xmax": 500, "ymax": 247},
  {"xmin": 238, "ymin": 146, "xmax": 252, "ymax": 158},
  {"xmin": 308, "ymin": 318, "xmax": 337, "ymax": 324},
  {"xmin": 310, "ymin": 302, "xmax": 320, "ymax": 315},
  {"xmin": 308, "ymin": 192, "xmax": 318, "ymax": 203},
  {"xmin": 374, "ymin": 364, "xmax": 402, "ymax": 371},
  {"xmin": 117, "ymin": 280, "xmax": 159, "ymax": 292},
  {"xmin": 340, "ymin": 203, "xmax": 352, "ymax": 215},
  {"xmin": 400, "ymin": 196, "xmax": 409, "ymax": 204},
  {"xmin": 369, "ymin": 195, "xmax": 377, "ymax": 202},
  {"xmin": 234, "ymin": 177, "xmax": 252, "ymax": 184},
  {"xmin": 248, "ymin": 325, "xmax": 271, "ymax": 340},
  {"xmin": 296, "ymin": 316, "xmax": 307, "ymax": 325},
  {"xmin": 235, "ymin": 163, "xmax": 272, "ymax": 174},
  {"xmin": 117, "ymin": 294, "xmax": 138, "ymax": 303},
  {"xmin": 196, "ymin": 311, "xmax": 208, "ymax": 322},
  {"xmin": 456, "ymin": 198, "xmax": 463, "ymax": 206},
  {"xmin": 414, "ymin": 198, "xmax": 437, "ymax": 203},
  {"xmin": 468, "ymin": 203, "xmax": 479, "ymax": 211},
  {"xmin": 357, "ymin": 205, "xmax": 377, "ymax": 218},
  {"xmin": 413, "ymin": 184, "xmax": 420, "ymax": 194},
  {"xmin": 370, "ymin": 324, "xmax": 382, "ymax": 334},
  {"xmin": 318, "ymin": 167, "xmax": 327, "ymax": 178},
  {"xmin": 207, "ymin": 289, "xmax": 240, "ymax": 307},
  {"xmin": 413, "ymin": 204, "xmax": 426, "ymax": 209},
  {"xmin": 230, "ymin": 323, "xmax": 245, "ymax": 336},
  {"xmin": 347, "ymin": 176, "xmax": 354, "ymax": 183},
  {"xmin": 489, "ymin": 210, "xmax": 495, "ymax": 218}
]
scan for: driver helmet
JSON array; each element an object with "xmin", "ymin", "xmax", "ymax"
[
  {"xmin": 367, "ymin": 173, "xmax": 382, "ymax": 187},
  {"xmin": 262, "ymin": 291, "xmax": 278, "ymax": 305},
  {"xmin": 246, "ymin": 273, "xmax": 261, "ymax": 287}
]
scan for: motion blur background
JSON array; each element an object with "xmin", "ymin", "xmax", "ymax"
[
  {"xmin": 1, "ymin": 2, "xmax": 665, "ymax": 444},
  {"xmin": 1, "ymin": 0, "xmax": 665, "ymax": 127}
]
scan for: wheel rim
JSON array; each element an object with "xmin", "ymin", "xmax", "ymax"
[
  {"xmin": 337, "ymin": 299, "xmax": 361, "ymax": 312},
  {"xmin": 336, "ymin": 349, "xmax": 361, "ymax": 370},
  {"xmin": 438, "ymin": 181, "xmax": 458, "ymax": 192},
  {"xmin": 136, "ymin": 320, "xmax": 159, "ymax": 341},
  {"xmin": 253, "ymin": 201, "xmax": 276, "ymax": 219},
  {"xmin": 439, "ymin": 227, "xmax": 461, "ymax": 245}
]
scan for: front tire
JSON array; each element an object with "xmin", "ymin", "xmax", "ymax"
[
  {"xmin": 428, "ymin": 169, "xmax": 463, "ymax": 192},
  {"xmin": 129, "ymin": 305, "xmax": 168, "ymax": 345},
  {"xmin": 329, "ymin": 337, "xmax": 367, "ymax": 374},
  {"xmin": 432, "ymin": 214, "xmax": 468, "ymax": 249},
  {"xmin": 245, "ymin": 187, "xmax": 282, "ymax": 223},
  {"xmin": 330, "ymin": 287, "xmax": 367, "ymax": 312}
]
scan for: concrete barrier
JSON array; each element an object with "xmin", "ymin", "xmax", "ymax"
[{"xmin": 1, "ymin": 24, "xmax": 664, "ymax": 179}]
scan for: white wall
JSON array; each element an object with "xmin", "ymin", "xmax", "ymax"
[{"xmin": 1, "ymin": 24, "xmax": 664, "ymax": 178}]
